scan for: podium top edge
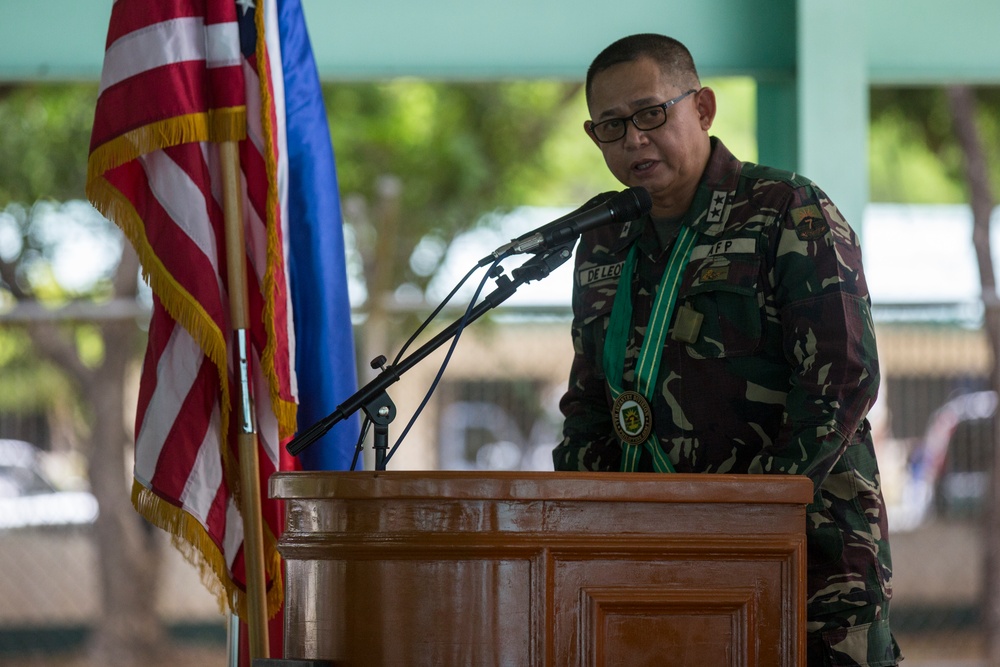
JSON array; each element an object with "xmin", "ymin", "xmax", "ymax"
[{"xmin": 269, "ymin": 471, "xmax": 814, "ymax": 505}]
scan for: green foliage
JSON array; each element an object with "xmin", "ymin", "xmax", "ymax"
[
  {"xmin": 869, "ymin": 87, "xmax": 1000, "ymax": 203},
  {"xmin": 705, "ymin": 77, "xmax": 758, "ymax": 163},
  {"xmin": 0, "ymin": 84, "xmax": 98, "ymax": 206},
  {"xmin": 74, "ymin": 324, "xmax": 107, "ymax": 368},
  {"xmin": 326, "ymin": 80, "xmax": 600, "ymax": 214},
  {"xmin": 324, "ymin": 79, "xmax": 617, "ymax": 294},
  {"xmin": 0, "ymin": 329, "xmax": 73, "ymax": 411},
  {"xmin": 1, "ymin": 200, "xmax": 121, "ymax": 300},
  {"xmin": 0, "ymin": 85, "xmax": 117, "ymax": 416}
]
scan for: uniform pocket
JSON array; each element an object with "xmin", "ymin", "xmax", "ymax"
[
  {"xmin": 680, "ymin": 254, "xmax": 764, "ymax": 358},
  {"xmin": 811, "ymin": 618, "xmax": 898, "ymax": 667},
  {"xmin": 805, "ymin": 498, "xmax": 846, "ymax": 569}
]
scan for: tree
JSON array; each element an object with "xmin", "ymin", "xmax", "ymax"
[
  {"xmin": 870, "ymin": 86, "xmax": 1000, "ymax": 203},
  {"xmin": 874, "ymin": 83, "xmax": 1000, "ymax": 657},
  {"xmin": 946, "ymin": 84, "xmax": 1000, "ymax": 666},
  {"xmin": 0, "ymin": 84, "xmax": 165, "ymax": 666},
  {"xmin": 324, "ymin": 79, "xmax": 611, "ymax": 305}
]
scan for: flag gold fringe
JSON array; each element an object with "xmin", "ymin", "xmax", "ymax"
[
  {"xmin": 88, "ymin": 172, "xmax": 246, "ymax": 553},
  {"xmin": 87, "ymin": 109, "xmax": 247, "ymax": 184},
  {"xmin": 132, "ymin": 481, "xmax": 284, "ymax": 620},
  {"xmin": 254, "ymin": 4, "xmax": 299, "ymax": 441},
  {"xmin": 85, "ymin": 175, "xmax": 234, "ymax": 452},
  {"xmin": 87, "ymin": 104, "xmax": 298, "ymax": 440}
]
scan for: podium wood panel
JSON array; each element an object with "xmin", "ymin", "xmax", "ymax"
[{"xmin": 270, "ymin": 471, "xmax": 811, "ymax": 667}]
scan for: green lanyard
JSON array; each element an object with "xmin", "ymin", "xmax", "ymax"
[{"xmin": 602, "ymin": 224, "xmax": 699, "ymax": 472}]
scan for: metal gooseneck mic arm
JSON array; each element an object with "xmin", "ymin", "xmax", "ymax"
[
  {"xmin": 285, "ymin": 242, "xmax": 577, "ymax": 467},
  {"xmin": 285, "ymin": 186, "xmax": 653, "ymax": 468}
]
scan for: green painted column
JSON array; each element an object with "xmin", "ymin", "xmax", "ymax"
[
  {"xmin": 795, "ymin": 0, "xmax": 869, "ymax": 230},
  {"xmin": 756, "ymin": 79, "xmax": 799, "ymax": 173}
]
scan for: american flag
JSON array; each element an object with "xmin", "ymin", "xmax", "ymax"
[{"xmin": 86, "ymin": 0, "xmax": 298, "ymax": 625}]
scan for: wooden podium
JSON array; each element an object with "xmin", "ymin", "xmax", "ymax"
[{"xmin": 270, "ymin": 471, "xmax": 812, "ymax": 667}]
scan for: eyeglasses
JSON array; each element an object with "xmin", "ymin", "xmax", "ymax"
[{"xmin": 588, "ymin": 89, "xmax": 698, "ymax": 143}]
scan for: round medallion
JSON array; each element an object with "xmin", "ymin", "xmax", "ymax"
[{"xmin": 612, "ymin": 391, "xmax": 653, "ymax": 445}]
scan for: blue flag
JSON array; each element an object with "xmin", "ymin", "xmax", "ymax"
[{"xmin": 278, "ymin": 0, "xmax": 360, "ymax": 470}]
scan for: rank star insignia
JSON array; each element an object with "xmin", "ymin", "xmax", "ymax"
[
  {"xmin": 707, "ymin": 190, "xmax": 727, "ymax": 223},
  {"xmin": 612, "ymin": 391, "xmax": 653, "ymax": 445}
]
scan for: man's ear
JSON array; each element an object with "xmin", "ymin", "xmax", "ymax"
[
  {"xmin": 695, "ymin": 87, "xmax": 717, "ymax": 131},
  {"xmin": 583, "ymin": 120, "xmax": 602, "ymax": 147}
]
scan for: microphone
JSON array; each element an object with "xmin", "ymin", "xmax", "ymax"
[{"xmin": 480, "ymin": 187, "xmax": 652, "ymax": 266}]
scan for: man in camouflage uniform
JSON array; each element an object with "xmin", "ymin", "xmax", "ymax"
[{"xmin": 553, "ymin": 33, "xmax": 902, "ymax": 666}]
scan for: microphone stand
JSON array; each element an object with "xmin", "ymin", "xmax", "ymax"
[{"xmin": 285, "ymin": 241, "xmax": 577, "ymax": 469}]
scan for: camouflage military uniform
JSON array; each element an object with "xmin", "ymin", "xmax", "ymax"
[{"xmin": 554, "ymin": 138, "xmax": 901, "ymax": 666}]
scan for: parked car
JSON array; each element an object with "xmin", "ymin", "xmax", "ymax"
[
  {"xmin": 0, "ymin": 439, "xmax": 99, "ymax": 530},
  {"xmin": 885, "ymin": 391, "xmax": 995, "ymax": 530}
]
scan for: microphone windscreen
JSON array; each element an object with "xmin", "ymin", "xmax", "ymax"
[{"xmin": 609, "ymin": 187, "xmax": 652, "ymax": 221}]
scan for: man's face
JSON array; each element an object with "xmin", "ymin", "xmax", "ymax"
[{"xmin": 585, "ymin": 56, "xmax": 715, "ymax": 218}]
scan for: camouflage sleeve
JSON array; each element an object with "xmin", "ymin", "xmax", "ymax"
[{"xmin": 748, "ymin": 186, "xmax": 880, "ymax": 491}]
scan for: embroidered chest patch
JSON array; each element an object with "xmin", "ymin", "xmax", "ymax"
[
  {"xmin": 700, "ymin": 264, "xmax": 730, "ymax": 282},
  {"xmin": 578, "ymin": 261, "xmax": 624, "ymax": 287},
  {"xmin": 791, "ymin": 204, "xmax": 829, "ymax": 240}
]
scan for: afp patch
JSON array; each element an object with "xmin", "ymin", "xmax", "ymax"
[{"xmin": 791, "ymin": 204, "xmax": 829, "ymax": 241}]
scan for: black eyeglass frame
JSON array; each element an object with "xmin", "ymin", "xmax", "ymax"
[{"xmin": 588, "ymin": 88, "xmax": 699, "ymax": 143}]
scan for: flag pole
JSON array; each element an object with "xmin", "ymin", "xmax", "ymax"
[{"xmin": 220, "ymin": 139, "xmax": 271, "ymax": 661}]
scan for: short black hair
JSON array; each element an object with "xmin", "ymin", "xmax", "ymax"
[{"xmin": 585, "ymin": 34, "xmax": 701, "ymax": 106}]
